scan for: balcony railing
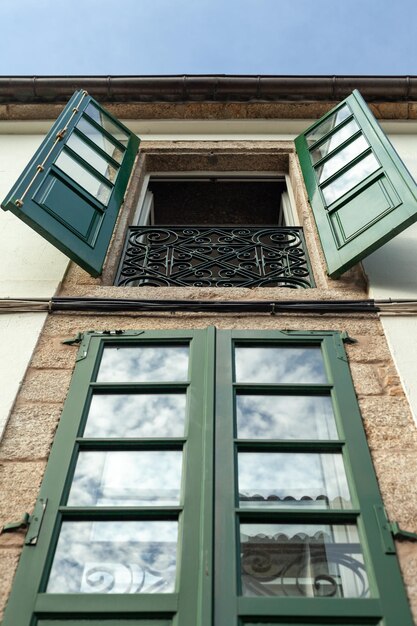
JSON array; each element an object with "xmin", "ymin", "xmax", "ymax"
[{"xmin": 115, "ymin": 226, "xmax": 314, "ymax": 288}]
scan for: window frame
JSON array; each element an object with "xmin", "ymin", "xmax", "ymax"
[
  {"xmin": 2, "ymin": 329, "xmax": 414, "ymax": 626},
  {"xmin": 2, "ymin": 329, "xmax": 214, "ymax": 626},
  {"xmin": 215, "ymin": 330, "xmax": 414, "ymax": 625},
  {"xmin": 114, "ymin": 170, "xmax": 315, "ymax": 288},
  {"xmin": 131, "ymin": 171, "xmax": 300, "ymax": 227}
]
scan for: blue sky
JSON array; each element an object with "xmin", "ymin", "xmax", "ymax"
[{"xmin": 0, "ymin": 0, "xmax": 416, "ymax": 75}]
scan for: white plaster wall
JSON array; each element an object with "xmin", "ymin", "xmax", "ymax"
[{"xmin": 0, "ymin": 135, "xmax": 69, "ymax": 436}]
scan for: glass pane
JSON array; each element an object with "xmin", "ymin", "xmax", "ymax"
[
  {"xmin": 77, "ymin": 116, "xmax": 124, "ymax": 163},
  {"xmin": 84, "ymin": 393, "xmax": 186, "ymax": 438},
  {"xmin": 236, "ymin": 394, "xmax": 337, "ymax": 440},
  {"xmin": 238, "ymin": 452, "xmax": 351, "ymax": 509},
  {"xmin": 306, "ymin": 105, "xmax": 351, "ymax": 146},
  {"xmin": 68, "ymin": 451, "xmax": 183, "ymax": 506},
  {"xmin": 316, "ymin": 135, "xmax": 369, "ymax": 184},
  {"xmin": 47, "ymin": 521, "xmax": 178, "ymax": 594},
  {"xmin": 322, "ymin": 153, "xmax": 380, "ymax": 206},
  {"xmin": 240, "ymin": 523, "xmax": 369, "ymax": 598},
  {"xmin": 67, "ymin": 134, "xmax": 118, "ymax": 183},
  {"xmin": 97, "ymin": 346, "xmax": 189, "ymax": 382},
  {"xmin": 86, "ymin": 103, "xmax": 130, "ymax": 146},
  {"xmin": 311, "ymin": 119, "xmax": 360, "ymax": 163},
  {"xmin": 235, "ymin": 346, "xmax": 327, "ymax": 384},
  {"xmin": 55, "ymin": 151, "xmax": 111, "ymax": 204}
]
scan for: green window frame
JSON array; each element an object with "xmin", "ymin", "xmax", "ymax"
[
  {"xmin": 1, "ymin": 90, "xmax": 139, "ymax": 277},
  {"xmin": 295, "ymin": 90, "xmax": 417, "ymax": 278},
  {"xmin": 2, "ymin": 329, "xmax": 414, "ymax": 626}
]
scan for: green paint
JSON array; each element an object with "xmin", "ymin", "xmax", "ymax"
[
  {"xmin": 1, "ymin": 91, "xmax": 139, "ymax": 277},
  {"xmin": 295, "ymin": 90, "xmax": 417, "ymax": 278}
]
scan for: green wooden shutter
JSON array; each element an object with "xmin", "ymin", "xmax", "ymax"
[
  {"xmin": 214, "ymin": 330, "xmax": 414, "ymax": 626},
  {"xmin": 2, "ymin": 329, "xmax": 414, "ymax": 626},
  {"xmin": 295, "ymin": 90, "xmax": 417, "ymax": 278},
  {"xmin": 1, "ymin": 330, "xmax": 213, "ymax": 626},
  {"xmin": 1, "ymin": 91, "xmax": 140, "ymax": 277}
]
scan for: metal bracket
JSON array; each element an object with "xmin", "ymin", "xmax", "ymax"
[
  {"xmin": 390, "ymin": 521, "xmax": 417, "ymax": 542},
  {"xmin": 375, "ymin": 506, "xmax": 417, "ymax": 553},
  {"xmin": 25, "ymin": 498, "xmax": 47, "ymax": 546},
  {"xmin": 62, "ymin": 332, "xmax": 84, "ymax": 346},
  {"xmin": 1, "ymin": 498, "xmax": 47, "ymax": 546},
  {"xmin": 375, "ymin": 505, "xmax": 396, "ymax": 554},
  {"xmin": 341, "ymin": 331, "xmax": 358, "ymax": 344},
  {"xmin": 2, "ymin": 512, "xmax": 31, "ymax": 534}
]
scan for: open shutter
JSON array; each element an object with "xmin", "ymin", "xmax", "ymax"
[
  {"xmin": 1, "ymin": 90, "xmax": 140, "ymax": 277},
  {"xmin": 295, "ymin": 90, "xmax": 417, "ymax": 278}
]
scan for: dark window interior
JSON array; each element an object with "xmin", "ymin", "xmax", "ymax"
[{"xmin": 148, "ymin": 178, "xmax": 287, "ymax": 225}]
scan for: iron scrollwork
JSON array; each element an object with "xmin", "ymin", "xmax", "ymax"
[
  {"xmin": 116, "ymin": 226, "xmax": 313, "ymax": 288},
  {"xmin": 241, "ymin": 532, "xmax": 369, "ymax": 598}
]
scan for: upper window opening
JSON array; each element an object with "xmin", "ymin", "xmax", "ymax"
[
  {"xmin": 116, "ymin": 174, "xmax": 314, "ymax": 288},
  {"xmin": 147, "ymin": 177, "xmax": 287, "ymax": 226}
]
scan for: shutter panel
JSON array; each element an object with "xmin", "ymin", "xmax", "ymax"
[
  {"xmin": 1, "ymin": 90, "xmax": 140, "ymax": 277},
  {"xmin": 295, "ymin": 90, "xmax": 417, "ymax": 278}
]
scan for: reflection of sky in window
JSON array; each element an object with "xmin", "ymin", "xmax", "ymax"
[
  {"xmin": 47, "ymin": 521, "xmax": 178, "ymax": 594},
  {"xmin": 238, "ymin": 452, "xmax": 351, "ymax": 509},
  {"xmin": 306, "ymin": 105, "xmax": 350, "ymax": 146},
  {"xmin": 97, "ymin": 346, "xmax": 189, "ymax": 382},
  {"xmin": 311, "ymin": 119, "xmax": 360, "ymax": 164},
  {"xmin": 55, "ymin": 151, "xmax": 111, "ymax": 204},
  {"xmin": 67, "ymin": 133, "xmax": 118, "ymax": 182},
  {"xmin": 68, "ymin": 451, "xmax": 183, "ymax": 507},
  {"xmin": 235, "ymin": 347, "xmax": 327, "ymax": 384},
  {"xmin": 236, "ymin": 395, "xmax": 337, "ymax": 439},
  {"xmin": 86, "ymin": 103, "xmax": 129, "ymax": 147},
  {"xmin": 84, "ymin": 393, "xmax": 186, "ymax": 438},
  {"xmin": 76, "ymin": 116, "xmax": 124, "ymax": 163},
  {"xmin": 317, "ymin": 135, "xmax": 368, "ymax": 184},
  {"xmin": 322, "ymin": 153, "xmax": 379, "ymax": 206}
]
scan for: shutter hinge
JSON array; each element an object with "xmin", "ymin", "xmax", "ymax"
[
  {"xmin": 1, "ymin": 498, "xmax": 47, "ymax": 546},
  {"xmin": 63, "ymin": 330, "xmax": 145, "ymax": 362},
  {"xmin": 375, "ymin": 505, "xmax": 417, "ymax": 554},
  {"xmin": 62, "ymin": 332, "xmax": 85, "ymax": 346},
  {"xmin": 375, "ymin": 505, "xmax": 396, "ymax": 553},
  {"xmin": 341, "ymin": 331, "xmax": 357, "ymax": 344},
  {"xmin": 389, "ymin": 521, "xmax": 417, "ymax": 543},
  {"xmin": 1, "ymin": 512, "xmax": 31, "ymax": 534},
  {"xmin": 62, "ymin": 331, "xmax": 95, "ymax": 361}
]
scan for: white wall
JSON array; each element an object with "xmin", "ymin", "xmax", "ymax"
[
  {"xmin": 0, "ymin": 135, "xmax": 69, "ymax": 436},
  {"xmin": 362, "ymin": 132, "xmax": 417, "ymax": 423}
]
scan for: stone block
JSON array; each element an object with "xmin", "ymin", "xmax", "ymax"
[
  {"xmin": 0, "ymin": 461, "xmax": 46, "ymax": 534},
  {"xmin": 350, "ymin": 363, "xmax": 384, "ymax": 395},
  {"xmin": 0, "ymin": 404, "xmax": 61, "ymax": 460},
  {"xmin": 19, "ymin": 370, "xmax": 71, "ymax": 404},
  {"xmin": 0, "ymin": 549, "xmax": 20, "ymax": 620}
]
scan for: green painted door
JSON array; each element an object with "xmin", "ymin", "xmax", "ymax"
[
  {"xmin": 1, "ymin": 91, "xmax": 139, "ymax": 277},
  {"xmin": 295, "ymin": 90, "xmax": 417, "ymax": 278}
]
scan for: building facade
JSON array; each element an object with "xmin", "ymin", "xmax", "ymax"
[{"xmin": 0, "ymin": 75, "xmax": 416, "ymax": 626}]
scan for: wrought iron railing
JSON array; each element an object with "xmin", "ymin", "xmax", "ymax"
[{"xmin": 115, "ymin": 226, "xmax": 314, "ymax": 288}]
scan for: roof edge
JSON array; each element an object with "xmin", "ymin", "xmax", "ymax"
[{"xmin": 0, "ymin": 75, "xmax": 416, "ymax": 103}]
